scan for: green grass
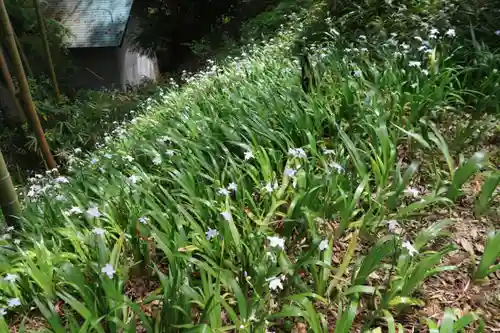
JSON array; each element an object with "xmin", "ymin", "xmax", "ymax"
[{"xmin": 1, "ymin": 0, "xmax": 500, "ymax": 332}]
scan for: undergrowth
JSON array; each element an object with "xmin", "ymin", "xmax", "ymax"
[{"xmin": 1, "ymin": 0, "xmax": 499, "ymax": 332}]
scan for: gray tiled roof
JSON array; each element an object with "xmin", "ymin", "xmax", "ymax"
[{"xmin": 44, "ymin": 0, "xmax": 133, "ymax": 48}]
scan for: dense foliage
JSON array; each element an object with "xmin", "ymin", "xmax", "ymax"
[{"xmin": 1, "ymin": 0, "xmax": 499, "ymax": 331}]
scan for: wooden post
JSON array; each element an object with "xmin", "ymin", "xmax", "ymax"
[
  {"xmin": 33, "ymin": 0, "xmax": 60, "ymax": 102},
  {"xmin": 0, "ymin": 0, "xmax": 57, "ymax": 170},
  {"xmin": 0, "ymin": 149, "xmax": 21, "ymax": 227},
  {"xmin": 0, "ymin": 45, "xmax": 26, "ymax": 123}
]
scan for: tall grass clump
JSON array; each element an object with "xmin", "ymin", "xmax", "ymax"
[{"xmin": 0, "ymin": 0, "xmax": 499, "ymax": 331}]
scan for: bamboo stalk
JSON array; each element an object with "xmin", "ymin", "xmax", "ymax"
[
  {"xmin": 33, "ymin": 0, "xmax": 60, "ymax": 102},
  {"xmin": 13, "ymin": 30, "xmax": 32, "ymax": 78},
  {"xmin": 0, "ymin": 45, "xmax": 26, "ymax": 122},
  {"xmin": 0, "ymin": 0, "xmax": 57, "ymax": 170},
  {"xmin": 0, "ymin": 149, "xmax": 21, "ymax": 227}
]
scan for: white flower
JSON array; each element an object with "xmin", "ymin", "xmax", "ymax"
[
  {"xmin": 221, "ymin": 210, "xmax": 232, "ymax": 222},
  {"xmin": 101, "ymin": 263, "xmax": 116, "ymax": 278},
  {"xmin": 13, "ymin": 239, "xmax": 20, "ymax": 245},
  {"xmin": 54, "ymin": 176, "xmax": 69, "ymax": 184},
  {"xmin": 55, "ymin": 194, "xmax": 66, "ymax": 201},
  {"xmin": 6, "ymin": 226, "xmax": 14, "ymax": 232},
  {"xmin": 268, "ymin": 276, "xmax": 283, "ymax": 291},
  {"xmin": 92, "ymin": 227, "xmax": 105, "ymax": 236},
  {"xmin": 90, "ymin": 158, "xmax": 99, "ymax": 165},
  {"xmin": 445, "ymin": 28, "xmax": 456, "ymax": 37},
  {"xmin": 128, "ymin": 175, "xmax": 140, "ymax": 185},
  {"xmin": 104, "ymin": 153, "xmax": 112, "ymax": 159},
  {"xmin": 123, "ymin": 155, "xmax": 134, "ymax": 162},
  {"xmin": 409, "ymin": 61, "xmax": 421, "ymax": 68},
  {"xmin": 411, "ymin": 82, "xmax": 418, "ymax": 89},
  {"xmin": 267, "ymin": 236, "xmax": 285, "ymax": 250},
  {"xmin": 401, "ymin": 43, "xmax": 410, "ymax": 50},
  {"xmin": 284, "ymin": 168, "xmax": 297, "ymax": 177},
  {"xmin": 7, "ymin": 298, "xmax": 20, "ymax": 308},
  {"xmin": 402, "ymin": 241, "xmax": 418, "ymax": 256},
  {"xmin": 217, "ymin": 188, "xmax": 230, "ymax": 196},
  {"xmin": 323, "ymin": 149, "xmax": 335, "ymax": 155},
  {"xmin": 244, "ymin": 150, "xmax": 254, "ymax": 160},
  {"xmin": 288, "ymin": 148, "xmax": 307, "ymax": 159},
  {"xmin": 429, "ymin": 28, "xmax": 439, "ymax": 36},
  {"xmin": 352, "ymin": 69, "xmax": 362, "ymax": 77},
  {"xmin": 495, "ymin": 30, "xmax": 500, "ymax": 36},
  {"xmin": 68, "ymin": 206, "xmax": 83, "ymax": 215},
  {"xmin": 4, "ymin": 273, "xmax": 18, "ymax": 283},
  {"xmin": 319, "ymin": 239, "xmax": 329, "ymax": 251},
  {"xmin": 0, "ymin": 308, "xmax": 6, "ymax": 316},
  {"xmin": 86, "ymin": 207, "xmax": 101, "ymax": 218},
  {"xmin": 205, "ymin": 228, "xmax": 219, "ymax": 240},
  {"xmin": 165, "ymin": 150, "xmax": 175, "ymax": 156},
  {"xmin": 404, "ymin": 187, "xmax": 420, "ymax": 198},
  {"xmin": 329, "ymin": 162, "xmax": 344, "ymax": 173},
  {"xmin": 74, "ymin": 148, "xmax": 82, "ymax": 154},
  {"xmin": 227, "ymin": 182, "xmax": 238, "ymax": 192},
  {"xmin": 264, "ymin": 181, "xmax": 279, "ymax": 193},
  {"xmin": 152, "ymin": 155, "xmax": 162, "ymax": 165},
  {"xmin": 387, "ymin": 220, "xmax": 401, "ymax": 233},
  {"xmin": 421, "ymin": 69, "xmax": 429, "ymax": 76},
  {"xmin": 138, "ymin": 216, "xmax": 149, "ymax": 224}
]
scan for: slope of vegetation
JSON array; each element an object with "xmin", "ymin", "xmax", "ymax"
[{"xmin": 1, "ymin": 0, "xmax": 500, "ymax": 331}]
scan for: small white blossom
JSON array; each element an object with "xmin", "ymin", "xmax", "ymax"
[
  {"xmin": 409, "ymin": 61, "xmax": 421, "ymax": 68},
  {"xmin": 284, "ymin": 168, "xmax": 297, "ymax": 177},
  {"xmin": 0, "ymin": 308, "xmax": 6, "ymax": 316},
  {"xmin": 387, "ymin": 220, "xmax": 401, "ymax": 233},
  {"xmin": 227, "ymin": 182, "xmax": 238, "ymax": 192},
  {"xmin": 128, "ymin": 175, "xmax": 140, "ymax": 185},
  {"xmin": 495, "ymin": 30, "xmax": 500, "ymax": 36},
  {"xmin": 13, "ymin": 239, "xmax": 20, "ymax": 245},
  {"xmin": 217, "ymin": 188, "xmax": 230, "ymax": 196},
  {"xmin": 92, "ymin": 227, "xmax": 105, "ymax": 236},
  {"xmin": 104, "ymin": 153, "xmax": 112, "ymax": 159},
  {"xmin": 329, "ymin": 162, "xmax": 344, "ymax": 173},
  {"xmin": 68, "ymin": 206, "xmax": 83, "ymax": 215},
  {"xmin": 445, "ymin": 28, "xmax": 456, "ymax": 37},
  {"xmin": 319, "ymin": 239, "xmax": 329, "ymax": 251},
  {"xmin": 264, "ymin": 181, "xmax": 279, "ymax": 193},
  {"xmin": 244, "ymin": 150, "xmax": 254, "ymax": 160},
  {"xmin": 138, "ymin": 216, "xmax": 149, "ymax": 224},
  {"xmin": 74, "ymin": 148, "xmax": 82, "ymax": 154},
  {"xmin": 205, "ymin": 228, "xmax": 219, "ymax": 240},
  {"xmin": 221, "ymin": 210, "xmax": 232, "ymax": 222},
  {"xmin": 55, "ymin": 194, "xmax": 66, "ymax": 201},
  {"xmin": 86, "ymin": 207, "xmax": 101, "ymax": 218},
  {"xmin": 404, "ymin": 187, "xmax": 420, "ymax": 198},
  {"xmin": 402, "ymin": 241, "xmax": 418, "ymax": 256},
  {"xmin": 4, "ymin": 273, "xmax": 18, "ymax": 283},
  {"xmin": 323, "ymin": 149, "xmax": 335, "ymax": 155},
  {"xmin": 152, "ymin": 155, "xmax": 162, "ymax": 165},
  {"xmin": 54, "ymin": 176, "xmax": 69, "ymax": 184},
  {"xmin": 267, "ymin": 236, "xmax": 285, "ymax": 250},
  {"xmin": 7, "ymin": 298, "xmax": 20, "ymax": 308},
  {"xmin": 101, "ymin": 264, "xmax": 116, "ymax": 278},
  {"xmin": 268, "ymin": 276, "xmax": 283, "ymax": 291},
  {"xmin": 6, "ymin": 226, "xmax": 14, "ymax": 232},
  {"xmin": 421, "ymin": 69, "xmax": 429, "ymax": 76},
  {"xmin": 90, "ymin": 158, "xmax": 99, "ymax": 165},
  {"xmin": 123, "ymin": 155, "xmax": 134, "ymax": 162},
  {"xmin": 288, "ymin": 148, "xmax": 307, "ymax": 159},
  {"xmin": 165, "ymin": 150, "xmax": 175, "ymax": 156},
  {"xmin": 429, "ymin": 28, "xmax": 439, "ymax": 36}
]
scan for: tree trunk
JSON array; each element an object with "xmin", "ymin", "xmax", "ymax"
[
  {"xmin": 0, "ymin": 149, "xmax": 21, "ymax": 227},
  {"xmin": 0, "ymin": 45, "xmax": 26, "ymax": 124},
  {"xmin": 13, "ymin": 31, "xmax": 32, "ymax": 78},
  {"xmin": 0, "ymin": 0, "xmax": 57, "ymax": 170},
  {"xmin": 33, "ymin": 0, "xmax": 60, "ymax": 102}
]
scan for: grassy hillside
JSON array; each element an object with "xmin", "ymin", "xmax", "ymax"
[{"xmin": 1, "ymin": 0, "xmax": 500, "ymax": 332}]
